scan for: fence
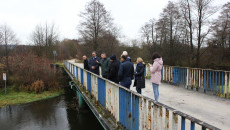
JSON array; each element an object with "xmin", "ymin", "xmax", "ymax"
[
  {"xmin": 149, "ymin": 65, "xmax": 230, "ymax": 97},
  {"xmin": 64, "ymin": 60, "xmax": 219, "ymax": 130}
]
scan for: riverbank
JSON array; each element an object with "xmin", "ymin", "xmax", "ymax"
[{"xmin": 0, "ymin": 88, "xmax": 64, "ymax": 108}]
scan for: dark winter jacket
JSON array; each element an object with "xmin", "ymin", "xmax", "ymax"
[
  {"xmin": 118, "ymin": 60, "xmax": 134, "ymax": 88},
  {"xmin": 127, "ymin": 56, "xmax": 132, "ymax": 62},
  {"xmin": 108, "ymin": 60, "xmax": 120, "ymax": 84},
  {"xmin": 134, "ymin": 63, "xmax": 145, "ymax": 88},
  {"xmin": 88, "ymin": 57, "xmax": 100, "ymax": 75},
  {"xmin": 98, "ymin": 57, "xmax": 111, "ymax": 77},
  {"xmin": 83, "ymin": 59, "xmax": 89, "ymax": 70}
]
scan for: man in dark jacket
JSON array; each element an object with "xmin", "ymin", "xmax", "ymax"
[
  {"xmin": 88, "ymin": 51, "xmax": 100, "ymax": 75},
  {"xmin": 83, "ymin": 55, "xmax": 89, "ymax": 70},
  {"xmin": 108, "ymin": 55, "xmax": 120, "ymax": 84},
  {"xmin": 122, "ymin": 51, "xmax": 131, "ymax": 62},
  {"xmin": 96, "ymin": 53, "xmax": 110, "ymax": 78},
  {"xmin": 118, "ymin": 55, "xmax": 134, "ymax": 89}
]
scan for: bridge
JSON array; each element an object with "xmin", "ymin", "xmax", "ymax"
[{"xmin": 64, "ymin": 59, "xmax": 230, "ymax": 130}]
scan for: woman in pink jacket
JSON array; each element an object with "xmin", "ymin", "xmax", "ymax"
[{"xmin": 149, "ymin": 52, "xmax": 163, "ymax": 102}]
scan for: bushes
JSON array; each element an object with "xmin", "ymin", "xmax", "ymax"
[
  {"xmin": 31, "ymin": 80, "xmax": 45, "ymax": 93},
  {"xmin": 47, "ymin": 80, "xmax": 60, "ymax": 91},
  {"xmin": 19, "ymin": 79, "xmax": 61, "ymax": 93},
  {"xmin": 7, "ymin": 51, "xmax": 62, "ymax": 93},
  {"xmin": 19, "ymin": 80, "xmax": 44, "ymax": 93}
]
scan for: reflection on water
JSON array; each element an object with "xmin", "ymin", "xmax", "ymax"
[{"xmin": 0, "ymin": 88, "xmax": 103, "ymax": 130}]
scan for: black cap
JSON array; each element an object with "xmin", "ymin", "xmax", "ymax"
[{"xmin": 110, "ymin": 55, "xmax": 116, "ymax": 60}]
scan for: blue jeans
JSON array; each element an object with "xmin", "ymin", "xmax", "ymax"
[{"xmin": 152, "ymin": 83, "xmax": 159, "ymax": 102}]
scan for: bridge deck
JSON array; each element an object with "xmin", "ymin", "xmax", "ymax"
[
  {"xmin": 130, "ymin": 81, "xmax": 230, "ymax": 130},
  {"xmin": 74, "ymin": 61, "xmax": 230, "ymax": 130}
]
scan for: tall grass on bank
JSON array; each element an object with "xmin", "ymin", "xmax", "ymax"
[{"xmin": 0, "ymin": 87, "xmax": 64, "ymax": 108}]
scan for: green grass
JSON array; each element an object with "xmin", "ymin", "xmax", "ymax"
[
  {"xmin": 145, "ymin": 76, "xmax": 151, "ymax": 79},
  {"xmin": 216, "ymin": 85, "xmax": 230, "ymax": 98},
  {"xmin": 0, "ymin": 87, "xmax": 64, "ymax": 108},
  {"xmin": 56, "ymin": 61, "xmax": 64, "ymax": 67}
]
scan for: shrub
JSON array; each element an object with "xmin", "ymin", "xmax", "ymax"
[
  {"xmin": 47, "ymin": 80, "xmax": 60, "ymax": 91},
  {"xmin": 31, "ymin": 80, "xmax": 45, "ymax": 94},
  {"xmin": 8, "ymin": 51, "xmax": 62, "ymax": 92},
  {"xmin": 19, "ymin": 84, "xmax": 30, "ymax": 92}
]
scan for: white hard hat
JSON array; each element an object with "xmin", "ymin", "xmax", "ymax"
[{"xmin": 122, "ymin": 51, "xmax": 128, "ymax": 56}]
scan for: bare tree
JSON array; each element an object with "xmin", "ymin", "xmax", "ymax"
[
  {"xmin": 181, "ymin": 0, "xmax": 194, "ymax": 51},
  {"xmin": 140, "ymin": 22, "xmax": 151, "ymax": 44},
  {"xmin": 211, "ymin": 2, "xmax": 230, "ymax": 62},
  {"xmin": 31, "ymin": 24, "xmax": 45, "ymax": 57},
  {"xmin": 57, "ymin": 39, "xmax": 78, "ymax": 60},
  {"xmin": 78, "ymin": 0, "xmax": 113, "ymax": 51},
  {"xmin": 0, "ymin": 24, "xmax": 18, "ymax": 71},
  {"xmin": 156, "ymin": 16, "xmax": 168, "ymax": 46},
  {"xmin": 0, "ymin": 29, "xmax": 3, "ymax": 61},
  {"xmin": 160, "ymin": 1, "xmax": 183, "ymax": 65},
  {"xmin": 31, "ymin": 23, "xmax": 59, "ymax": 58},
  {"xmin": 98, "ymin": 25, "xmax": 121, "ymax": 55},
  {"xmin": 180, "ymin": 0, "xmax": 195, "ymax": 65},
  {"xmin": 149, "ymin": 18, "xmax": 157, "ymax": 45},
  {"xmin": 192, "ymin": 0, "xmax": 217, "ymax": 66}
]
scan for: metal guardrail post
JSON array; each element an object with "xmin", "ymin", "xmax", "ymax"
[
  {"xmin": 228, "ymin": 72, "xmax": 230, "ymax": 96},
  {"xmin": 87, "ymin": 72, "xmax": 91, "ymax": 93},
  {"xmin": 172, "ymin": 112, "xmax": 178, "ymax": 130},
  {"xmin": 165, "ymin": 108, "xmax": 169, "ymax": 130},
  {"xmin": 222, "ymin": 72, "xmax": 224, "ymax": 94},
  {"xmin": 225, "ymin": 72, "xmax": 227, "ymax": 97}
]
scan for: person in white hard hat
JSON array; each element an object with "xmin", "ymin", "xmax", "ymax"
[{"xmin": 122, "ymin": 51, "xmax": 131, "ymax": 62}]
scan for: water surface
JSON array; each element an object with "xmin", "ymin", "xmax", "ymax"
[{"xmin": 0, "ymin": 88, "xmax": 103, "ymax": 130}]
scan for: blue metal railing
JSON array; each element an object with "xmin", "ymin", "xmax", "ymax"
[
  {"xmin": 152, "ymin": 65, "xmax": 230, "ymax": 97},
  {"xmin": 64, "ymin": 60, "xmax": 220, "ymax": 130}
]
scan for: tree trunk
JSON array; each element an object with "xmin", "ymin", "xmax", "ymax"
[
  {"xmin": 170, "ymin": 17, "xmax": 174, "ymax": 65},
  {"xmin": 196, "ymin": 3, "xmax": 203, "ymax": 67}
]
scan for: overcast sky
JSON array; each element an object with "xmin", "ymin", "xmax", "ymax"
[{"xmin": 0, "ymin": 0, "xmax": 228, "ymax": 44}]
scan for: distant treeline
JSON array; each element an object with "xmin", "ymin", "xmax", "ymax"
[{"xmin": 1, "ymin": 0, "xmax": 230, "ymax": 89}]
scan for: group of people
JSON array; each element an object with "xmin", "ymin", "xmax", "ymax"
[{"xmin": 82, "ymin": 51, "xmax": 163, "ymax": 102}]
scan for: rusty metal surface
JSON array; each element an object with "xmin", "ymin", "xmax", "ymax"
[
  {"xmin": 83, "ymin": 70, "xmax": 87, "ymax": 89},
  {"xmin": 172, "ymin": 112, "xmax": 178, "ymax": 130},
  {"xmin": 165, "ymin": 108, "xmax": 169, "ymax": 130},
  {"xmin": 139, "ymin": 97, "xmax": 144, "ymax": 130},
  {"xmin": 147, "ymin": 100, "xmax": 151, "ymax": 129},
  {"xmin": 153, "ymin": 104, "xmax": 158, "ymax": 130}
]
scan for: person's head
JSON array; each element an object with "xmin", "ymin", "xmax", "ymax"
[
  {"xmin": 122, "ymin": 51, "xmax": 128, "ymax": 56},
  {"xmin": 120, "ymin": 55, "xmax": 127, "ymax": 62},
  {"xmin": 110, "ymin": 54, "xmax": 116, "ymax": 62},
  {"xmin": 83, "ymin": 55, "xmax": 87, "ymax": 60},
  {"xmin": 101, "ymin": 53, "xmax": 106, "ymax": 59},
  {"xmin": 152, "ymin": 52, "xmax": 161, "ymax": 61},
  {"xmin": 92, "ymin": 51, "xmax": 96, "ymax": 57},
  {"xmin": 136, "ymin": 57, "xmax": 143, "ymax": 64}
]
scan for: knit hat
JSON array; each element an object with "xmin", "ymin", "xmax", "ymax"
[{"xmin": 110, "ymin": 55, "xmax": 116, "ymax": 60}]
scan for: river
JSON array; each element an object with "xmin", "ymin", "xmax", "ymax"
[{"xmin": 0, "ymin": 87, "xmax": 104, "ymax": 130}]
